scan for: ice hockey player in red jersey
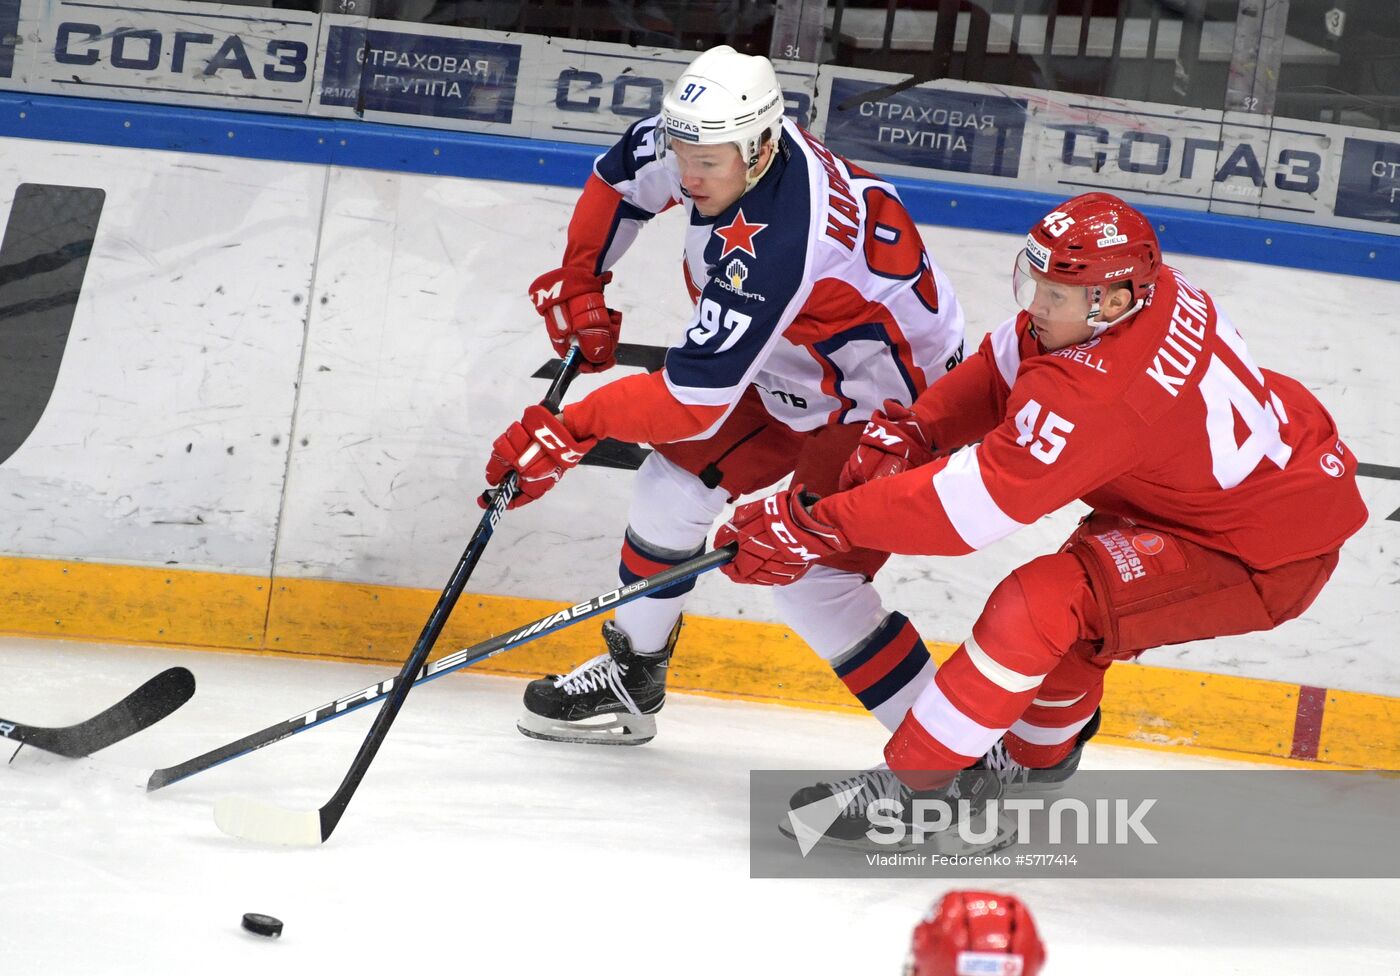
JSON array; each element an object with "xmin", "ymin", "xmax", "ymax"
[
  {"xmin": 717, "ymin": 191, "xmax": 1367, "ymax": 835},
  {"xmin": 905, "ymin": 890, "xmax": 1045, "ymax": 976},
  {"xmin": 482, "ymin": 46, "xmax": 966, "ymax": 745}
]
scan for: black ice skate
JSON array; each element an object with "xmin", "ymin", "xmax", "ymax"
[
  {"xmin": 779, "ymin": 765, "xmax": 1003, "ymax": 853},
  {"xmin": 516, "ymin": 618, "xmax": 681, "ymax": 746},
  {"xmin": 973, "ymin": 708, "xmax": 1102, "ymax": 792}
]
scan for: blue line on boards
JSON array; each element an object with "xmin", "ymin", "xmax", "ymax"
[{"xmin": 0, "ymin": 90, "xmax": 1394, "ymax": 282}]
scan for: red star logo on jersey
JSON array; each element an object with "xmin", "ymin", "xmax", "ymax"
[{"xmin": 715, "ymin": 209, "xmax": 767, "ymax": 259}]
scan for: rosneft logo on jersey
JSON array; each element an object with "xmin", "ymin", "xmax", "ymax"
[{"xmin": 726, "ymin": 258, "xmax": 748, "ymax": 290}]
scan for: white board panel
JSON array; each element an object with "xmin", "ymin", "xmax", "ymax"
[
  {"xmin": 13, "ymin": 0, "xmax": 318, "ymax": 111},
  {"xmin": 526, "ymin": 38, "xmax": 819, "ymax": 146},
  {"xmin": 0, "ymin": 134, "xmax": 1390, "ymax": 694},
  {"xmin": 273, "ymin": 170, "xmax": 1400, "ymax": 695},
  {"xmin": 0, "ymin": 137, "xmax": 322, "ymax": 572},
  {"xmin": 271, "ymin": 167, "xmax": 697, "ymax": 602}
]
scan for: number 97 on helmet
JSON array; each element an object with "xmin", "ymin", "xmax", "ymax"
[{"xmin": 658, "ymin": 45, "xmax": 785, "ymax": 188}]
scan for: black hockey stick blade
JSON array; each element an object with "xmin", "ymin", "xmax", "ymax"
[
  {"xmin": 148, "ymin": 543, "xmax": 734, "ymax": 796},
  {"xmin": 212, "ymin": 346, "xmax": 585, "ymax": 846},
  {"xmin": 1, "ymin": 667, "xmax": 196, "ymax": 758}
]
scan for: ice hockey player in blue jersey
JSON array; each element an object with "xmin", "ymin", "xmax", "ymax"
[{"xmin": 482, "ymin": 45, "xmax": 967, "ymax": 745}]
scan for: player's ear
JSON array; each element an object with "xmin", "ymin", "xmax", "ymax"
[
  {"xmin": 752, "ymin": 130, "xmax": 774, "ymax": 169},
  {"xmin": 1106, "ymin": 283, "xmax": 1134, "ymax": 315}
]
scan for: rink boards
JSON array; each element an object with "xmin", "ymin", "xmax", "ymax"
[{"xmin": 0, "ymin": 124, "xmax": 1397, "ymax": 768}]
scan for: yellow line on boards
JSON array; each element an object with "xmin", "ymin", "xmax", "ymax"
[{"xmin": 2, "ymin": 553, "xmax": 1395, "ymax": 769}]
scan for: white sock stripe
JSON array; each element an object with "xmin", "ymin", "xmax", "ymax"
[
  {"xmin": 909, "ymin": 680, "xmax": 1005, "ymax": 759},
  {"xmin": 1030, "ymin": 692, "xmax": 1087, "ymax": 709},
  {"xmin": 1007, "ymin": 713, "xmax": 1094, "ymax": 746},
  {"xmin": 963, "ymin": 634, "xmax": 1047, "ymax": 694}
]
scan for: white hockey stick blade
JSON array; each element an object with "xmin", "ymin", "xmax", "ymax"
[{"xmin": 214, "ymin": 795, "xmax": 322, "ymax": 846}]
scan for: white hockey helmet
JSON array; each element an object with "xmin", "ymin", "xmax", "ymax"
[{"xmin": 661, "ymin": 45, "xmax": 785, "ymax": 173}]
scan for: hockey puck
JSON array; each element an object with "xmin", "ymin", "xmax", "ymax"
[{"xmin": 241, "ymin": 913, "xmax": 283, "ymax": 938}]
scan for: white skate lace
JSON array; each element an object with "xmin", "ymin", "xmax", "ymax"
[
  {"xmin": 979, "ymin": 740, "xmax": 1030, "ymax": 788},
  {"xmin": 826, "ymin": 768, "xmax": 908, "ymax": 819},
  {"xmin": 552, "ymin": 653, "xmax": 642, "ymax": 716}
]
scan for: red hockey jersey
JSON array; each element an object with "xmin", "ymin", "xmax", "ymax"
[{"xmin": 817, "ymin": 265, "xmax": 1366, "ymax": 570}]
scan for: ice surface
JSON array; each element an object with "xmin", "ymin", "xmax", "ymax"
[{"xmin": 2, "ymin": 635, "xmax": 1396, "ymax": 975}]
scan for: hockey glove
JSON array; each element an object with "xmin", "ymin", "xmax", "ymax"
[
  {"xmin": 715, "ymin": 485, "xmax": 852, "ymax": 587},
  {"xmin": 838, "ymin": 399, "xmax": 936, "ymax": 490},
  {"xmin": 480, "ymin": 405, "xmax": 598, "ymax": 510},
  {"xmin": 528, "ymin": 267, "xmax": 623, "ymax": 373}
]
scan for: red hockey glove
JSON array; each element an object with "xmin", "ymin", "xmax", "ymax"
[
  {"xmin": 715, "ymin": 486, "xmax": 852, "ymax": 587},
  {"xmin": 528, "ymin": 267, "xmax": 623, "ymax": 373},
  {"xmin": 480, "ymin": 405, "xmax": 598, "ymax": 510},
  {"xmin": 838, "ymin": 399, "xmax": 937, "ymax": 490}
]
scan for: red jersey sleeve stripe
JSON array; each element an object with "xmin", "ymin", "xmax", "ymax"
[
  {"xmin": 562, "ymin": 174, "xmax": 627, "ymax": 277},
  {"xmin": 562, "ymin": 371, "xmax": 726, "ymax": 445}
]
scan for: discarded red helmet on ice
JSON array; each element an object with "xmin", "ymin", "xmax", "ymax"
[{"xmin": 905, "ymin": 890, "xmax": 1045, "ymax": 976}]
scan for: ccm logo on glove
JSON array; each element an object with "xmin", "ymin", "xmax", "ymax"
[
  {"xmin": 528, "ymin": 267, "xmax": 623, "ymax": 372},
  {"xmin": 481, "ymin": 405, "xmax": 597, "ymax": 510},
  {"xmin": 529, "ymin": 422, "xmax": 585, "ymax": 466},
  {"xmin": 765, "ymin": 495, "xmax": 822, "ymax": 563},
  {"xmin": 839, "ymin": 398, "xmax": 936, "ymax": 490},
  {"xmin": 715, "ymin": 486, "xmax": 851, "ymax": 586}
]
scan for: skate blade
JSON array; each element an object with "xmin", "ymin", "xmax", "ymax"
[{"xmin": 516, "ymin": 711, "xmax": 656, "ymax": 746}]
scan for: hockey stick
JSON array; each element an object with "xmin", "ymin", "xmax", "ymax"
[
  {"xmin": 213, "ymin": 545, "xmax": 736, "ymax": 844},
  {"xmin": 148, "ymin": 542, "xmax": 734, "ymax": 797},
  {"xmin": 211, "ymin": 346, "xmax": 587, "ymax": 846},
  {"xmin": 211, "ymin": 554, "xmax": 739, "ymax": 845},
  {"xmin": 2, "ymin": 667, "xmax": 196, "ymax": 759}
]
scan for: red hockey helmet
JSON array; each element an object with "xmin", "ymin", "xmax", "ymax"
[
  {"xmin": 904, "ymin": 891, "xmax": 1045, "ymax": 976},
  {"xmin": 1014, "ymin": 192, "xmax": 1160, "ymax": 318}
]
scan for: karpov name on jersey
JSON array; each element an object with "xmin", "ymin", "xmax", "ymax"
[{"xmin": 797, "ymin": 127, "xmax": 862, "ymax": 252}]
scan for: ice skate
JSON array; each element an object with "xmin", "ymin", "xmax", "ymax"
[
  {"xmin": 779, "ymin": 765, "xmax": 1003, "ymax": 853},
  {"xmin": 973, "ymin": 708, "xmax": 1102, "ymax": 792},
  {"xmin": 516, "ymin": 618, "xmax": 681, "ymax": 746}
]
